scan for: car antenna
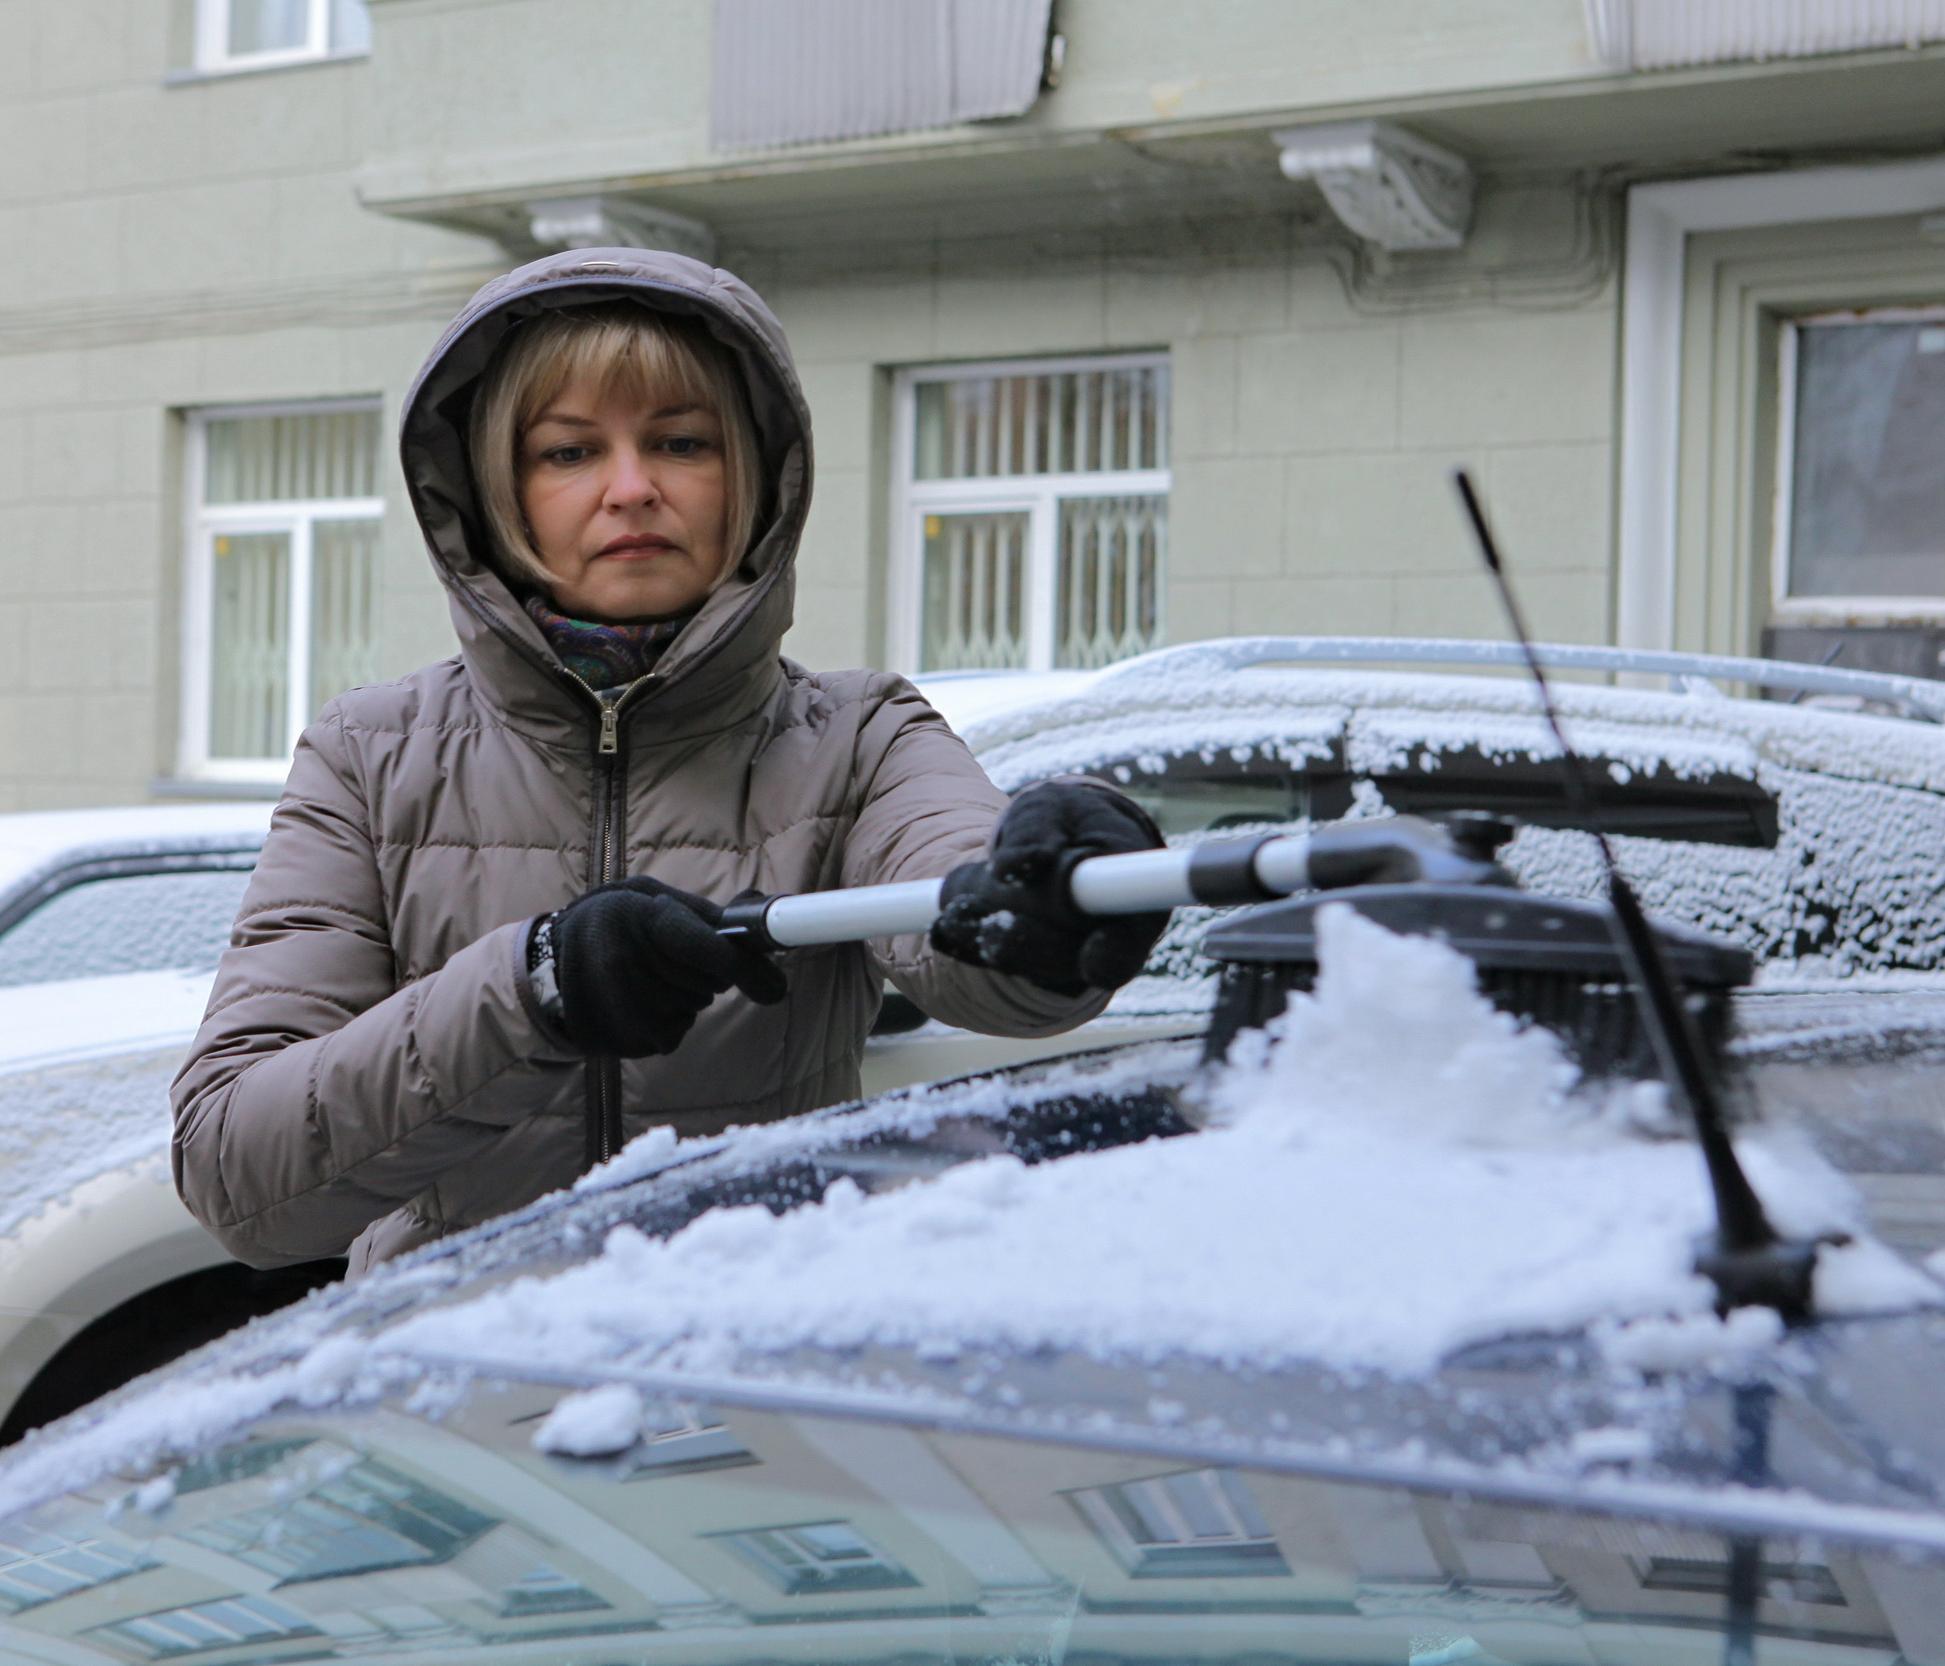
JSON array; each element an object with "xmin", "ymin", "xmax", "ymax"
[{"xmin": 1452, "ymin": 468, "xmax": 1829, "ymax": 1323}]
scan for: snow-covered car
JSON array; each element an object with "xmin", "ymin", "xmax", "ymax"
[
  {"xmin": 11, "ymin": 632, "xmax": 1945, "ymax": 1455},
  {"xmin": 0, "ymin": 806, "xmax": 340, "ymax": 1447},
  {"xmin": 921, "ymin": 636, "xmax": 1945, "ymax": 979},
  {"xmin": 0, "ymin": 892, "xmax": 1943, "ymax": 1664}
]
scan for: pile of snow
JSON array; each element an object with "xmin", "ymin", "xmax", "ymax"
[{"xmin": 386, "ymin": 907, "xmax": 1937, "ymax": 1387}]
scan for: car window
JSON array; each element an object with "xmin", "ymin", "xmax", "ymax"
[
  {"xmin": 7, "ymin": 1388, "xmax": 1938, "ymax": 1662},
  {"xmin": 0, "ymin": 869, "xmax": 252, "ymax": 989},
  {"xmin": 1105, "ymin": 752, "xmax": 1350, "ymax": 837},
  {"xmin": 1102, "ymin": 746, "xmax": 1778, "ymax": 846}
]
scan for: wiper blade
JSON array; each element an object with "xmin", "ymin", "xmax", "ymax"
[{"xmin": 1453, "ymin": 470, "xmax": 1834, "ymax": 1323}]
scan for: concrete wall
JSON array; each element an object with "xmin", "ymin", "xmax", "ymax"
[
  {"xmin": 354, "ymin": 0, "xmax": 1603, "ymax": 205},
  {"xmin": 755, "ymin": 175, "xmax": 1618, "ymax": 671},
  {"xmin": 2, "ymin": 0, "xmax": 1616, "ymax": 809},
  {"xmin": 0, "ymin": 1, "xmax": 501, "ymax": 808}
]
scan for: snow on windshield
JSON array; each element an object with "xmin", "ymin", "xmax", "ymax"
[{"xmin": 380, "ymin": 907, "xmax": 1935, "ymax": 1388}]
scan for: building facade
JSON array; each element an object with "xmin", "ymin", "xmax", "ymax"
[{"xmin": 5, "ymin": 0, "xmax": 1945, "ymax": 806}]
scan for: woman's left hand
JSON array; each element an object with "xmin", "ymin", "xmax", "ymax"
[{"xmin": 929, "ymin": 782, "xmax": 1168, "ymax": 996}]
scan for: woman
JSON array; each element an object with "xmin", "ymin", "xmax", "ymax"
[{"xmin": 172, "ymin": 249, "xmax": 1166, "ymax": 1275}]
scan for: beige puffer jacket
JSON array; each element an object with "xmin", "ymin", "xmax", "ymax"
[{"xmin": 171, "ymin": 250, "xmax": 1106, "ymax": 1275}]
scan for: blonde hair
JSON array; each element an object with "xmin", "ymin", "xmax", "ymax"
[{"xmin": 468, "ymin": 303, "xmax": 764, "ymax": 596}]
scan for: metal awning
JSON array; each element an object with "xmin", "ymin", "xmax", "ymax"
[
  {"xmin": 1587, "ymin": 0, "xmax": 1945, "ymax": 70},
  {"xmin": 711, "ymin": 0, "xmax": 1054, "ymax": 150}
]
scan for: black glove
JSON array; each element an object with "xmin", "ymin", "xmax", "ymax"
[
  {"xmin": 930, "ymin": 782, "xmax": 1168, "ymax": 996},
  {"xmin": 543, "ymin": 876, "xmax": 787, "ymax": 1058}
]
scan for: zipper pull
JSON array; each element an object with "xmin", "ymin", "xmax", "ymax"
[{"xmin": 598, "ymin": 704, "xmax": 619, "ymax": 755}]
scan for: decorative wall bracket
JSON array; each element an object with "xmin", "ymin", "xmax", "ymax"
[
  {"xmin": 524, "ymin": 196, "xmax": 718, "ymax": 264},
  {"xmin": 1273, "ymin": 120, "xmax": 1475, "ymax": 252}
]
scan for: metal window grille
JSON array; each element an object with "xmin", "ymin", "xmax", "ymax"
[
  {"xmin": 623, "ymin": 1406, "xmax": 754, "ymax": 1476},
  {"xmin": 712, "ymin": 0, "xmax": 1053, "ymax": 150},
  {"xmin": 182, "ymin": 1458, "xmax": 495, "ymax": 1583},
  {"xmin": 1071, "ymin": 1468, "xmax": 1290, "ymax": 1579},
  {"xmin": 184, "ymin": 402, "xmax": 384, "ymax": 781},
  {"xmin": 897, "ymin": 355, "xmax": 1169, "ymax": 673},
  {"xmin": 98, "ymin": 1593, "xmax": 318, "ymax": 1658},
  {"xmin": 0, "ymin": 1525, "xmax": 153, "ymax": 1612}
]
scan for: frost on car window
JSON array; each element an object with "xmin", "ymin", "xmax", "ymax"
[{"xmin": 0, "ymin": 871, "xmax": 250, "ymax": 989}]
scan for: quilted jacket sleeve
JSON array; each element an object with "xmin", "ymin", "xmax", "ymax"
[
  {"xmin": 170, "ymin": 707, "xmax": 576, "ymax": 1269},
  {"xmin": 839, "ymin": 676, "xmax": 1113, "ymax": 1037}
]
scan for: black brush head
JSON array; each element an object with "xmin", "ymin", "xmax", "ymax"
[{"xmin": 1200, "ymin": 886, "xmax": 1753, "ymax": 1080}]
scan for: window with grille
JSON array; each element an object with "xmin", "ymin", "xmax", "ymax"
[
  {"xmin": 1070, "ymin": 1467, "xmax": 1289, "ymax": 1579},
  {"xmin": 94, "ymin": 1593, "xmax": 319, "ymax": 1658},
  {"xmin": 621, "ymin": 1405, "xmax": 755, "ymax": 1477},
  {"xmin": 894, "ymin": 355, "xmax": 1169, "ymax": 673},
  {"xmin": 712, "ymin": 1519, "xmax": 918, "ymax": 1595},
  {"xmin": 193, "ymin": 0, "xmax": 371, "ymax": 73},
  {"xmin": 0, "ymin": 1524, "xmax": 154, "ymax": 1611},
  {"xmin": 180, "ymin": 1455, "xmax": 495, "ymax": 1582},
  {"xmin": 182, "ymin": 402, "xmax": 384, "ymax": 781}
]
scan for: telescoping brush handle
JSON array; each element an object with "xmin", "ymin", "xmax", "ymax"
[{"xmin": 717, "ymin": 815, "xmax": 1511, "ymax": 952}]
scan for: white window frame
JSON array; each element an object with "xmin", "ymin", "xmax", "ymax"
[
  {"xmin": 193, "ymin": 0, "xmax": 353, "ymax": 74},
  {"xmin": 1069, "ymin": 1468, "xmax": 1286, "ymax": 1579},
  {"xmin": 1770, "ymin": 305, "xmax": 1945, "ymax": 625},
  {"xmin": 180, "ymin": 400, "xmax": 384, "ymax": 785},
  {"xmin": 889, "ymin": 352, "xmax": 1171, "ymax": 673}
]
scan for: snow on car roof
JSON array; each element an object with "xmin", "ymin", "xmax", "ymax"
[
  {"xmin": 376, "ymin": 907, "xmax": 1932, "ymax": 1387},
  {"xmin": 911, "ymin": 668, "xmax": 1094, "ymax": 733},
  {"xmin": 0, "ymin": 803, "xmax": 272, "ymax": 902}
]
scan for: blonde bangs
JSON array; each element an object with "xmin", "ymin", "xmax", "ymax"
[{"xmin": 469, "ymin": 303, "xmax": 765, "ymax": 602}]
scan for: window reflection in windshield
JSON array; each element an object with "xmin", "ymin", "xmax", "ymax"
[{"xmin": 8, "ymin": 1380, "xmax": 1938, "ymax": 1663}]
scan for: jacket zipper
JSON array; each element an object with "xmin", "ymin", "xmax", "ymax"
[
  {"xmin": 442, "ymin": 583, "xmax": 676, "ymax": 1169},
  {"xmin": 583, "ymin": 675, "xmax": 651, "ymax": 1167}
]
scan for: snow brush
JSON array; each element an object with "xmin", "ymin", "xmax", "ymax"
[{"xmin": 715, "ymin": 817, "xmax": 1511, "ymax": 951}]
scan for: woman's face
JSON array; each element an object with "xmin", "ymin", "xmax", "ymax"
[{"xmin": 517, "ymin": 370, "xmax": 730, "ymax": 623}]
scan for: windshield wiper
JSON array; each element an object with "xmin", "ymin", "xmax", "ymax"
[{"xmin": 1454, "ymin": 470, "xmax": 1835, "ymax": 1323}]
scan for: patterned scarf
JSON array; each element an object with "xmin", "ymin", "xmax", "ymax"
[{"xmin": 523, "ymin": 595, "xmax": 696, "ymax": 692}]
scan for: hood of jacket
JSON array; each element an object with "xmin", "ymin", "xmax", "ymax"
[{"xmin": 399, "ymin": 249, "xmax": 814, "ymax": 747}]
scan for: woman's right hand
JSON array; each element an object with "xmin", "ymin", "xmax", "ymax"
[{"xmin": 541, "ymin": 877, "xmax": 788, "ymax": 1057}]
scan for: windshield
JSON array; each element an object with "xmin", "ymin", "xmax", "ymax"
[{"xmin": 5, "ymin": 1381, "xmax": 1937, "ymax": 1664}]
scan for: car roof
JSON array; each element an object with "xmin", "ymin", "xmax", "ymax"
[
  {"xmin": 0, "ymin": 803, "xmax": 273, "ymax": 902},
  {"xmin": 8, "ymin": 1007, "xmax": 1945, "ymax": 1550}
]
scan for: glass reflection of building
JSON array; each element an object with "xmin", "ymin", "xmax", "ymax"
[{"xmin": 0, "ymin": 1380, "xmax": 1932, "ymax": 1664}]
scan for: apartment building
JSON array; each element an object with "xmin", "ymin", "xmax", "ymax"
[{"xmin": 5, "ymin": 0, "xmax": 1945, "ymax": 807}]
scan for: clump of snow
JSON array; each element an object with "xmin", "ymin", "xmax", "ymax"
[
  {"xmin": 381, "ymin": 909, "xmax": 1926, "ymax": 1385},
  {"xmin": 532, "ymin": 1383, "xmax": 646, "ymax": 1456},
  {"xmin": 1198, "ymin": 905, "xmax": 1582, "ymax": 1144},
  {"xmin": 1597, "ymin": 1306, "xmax": 1786, "ymax": 1375},
  {"xmin": 1814, "ymin": 1237, "xmax": 1944, "ymax": 1315}
]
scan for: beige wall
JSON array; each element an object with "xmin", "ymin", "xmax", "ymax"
[
  {"xmin": 6, "ymin": 0, "xmax": 1874, "ymax": 812},
  {"xmin": 0, "ymin": 3, "xmax": 501, "ymax": 808},
  {"xmin": 758, "ymin": 174, "xmax": 1618, "ymax": 672}
]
